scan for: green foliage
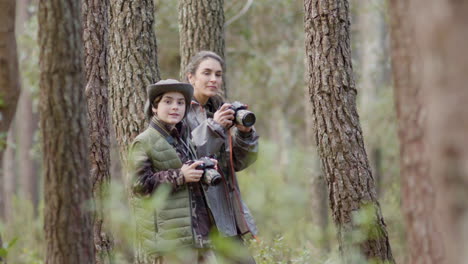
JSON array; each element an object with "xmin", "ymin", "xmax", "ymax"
[
  {"xmin": 0, "ymin": 237, "xmax": 18, "ymax": 259},
  {"xmin": 0, "ymin": 93, "xmax": 4, "ymax": 108},
  {"xmin": 0, "ymin": 196, "xmax": 44, "ymax": 264},
  {"xmin": 0, "ymin": 132, "xmax": 7, "ymax": 151}
]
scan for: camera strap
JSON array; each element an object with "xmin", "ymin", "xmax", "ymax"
[{"xmin": 149, "ymin": 119, "xmax": 197, "ymax": 161}]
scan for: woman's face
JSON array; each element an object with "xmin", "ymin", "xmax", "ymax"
[
  {"xmin": 152, "ymin": 92, "xmax": 186, "ymax": 126},
  {"xmin": 188, "ymin": 58, "xmax": 223, "ymax": 101}
]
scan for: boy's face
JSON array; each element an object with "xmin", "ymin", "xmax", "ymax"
[{"xmin": 152, "ymin": 91, "xmax": 186, "ymax": 126}]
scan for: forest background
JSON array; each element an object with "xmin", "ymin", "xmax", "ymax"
[{"xmin": 1, "ymin": 0, "xmax": 465, "ymax": 263}]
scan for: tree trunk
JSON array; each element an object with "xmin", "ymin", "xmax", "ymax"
[
  {"xmin": 16, "ymin": 0, "xmax": 32, "ymax": 34},
  {"xmin": 0, "ymin": 0, "xmax": 21, "ymax": 220},
  {"xmin": 0, "ymin": 234, "xmax": 3, "ymax": 263},
  {"xmin": 16, "ymin": 87, "xmax": 39, "ymax": 212},
  {"xmin": 2, "ymin": 129, "xmax": 15, "ymax": 222},
  {"xmin": 108, "ymin": 0, "xmax": 160, "ymax": 160},
  {"xmin": 83, "ymin": 0, "xmax": 113, "ymax": 263},
  {"xmin": 356, "ymin": 0, "xmax": 388, "ymax": 197},
  {"xmin": 305, "ymin": 87, "xmax": 330, "ymax": 251},
  {"xmin": 178, "ymin": 0, "xmax": 225, "ymax": 93},
  {"xmin": 303, "ymin": 0, "xmax": 394, "ymax": 262},
  {"xmin": 16, "ymin": 0, "xmax": 39, "ymax": 214},
  {"xmin": 410, "ymin": 1, "xmax": 468, "ymax": 263},
  {"xmin": 388, "ymin": 1, "xmax": 443, "ymax": 263},
  {"xmin": 0, "ymin": 0, "xmax": 20, "ymax": 137},
  {"xmin": 38, "ymin": 0, "xmax": 94, "ymax": 263}
]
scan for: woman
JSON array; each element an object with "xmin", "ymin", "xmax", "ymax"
[
  {"xmin": 185, "ymin": 51, "xmax": 259, "ymax": 264},
  {"xmin": 128, "ymin": 79, "xmax": 217, "ymax": 264}
]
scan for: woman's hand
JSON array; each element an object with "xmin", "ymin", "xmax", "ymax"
[
  {"xmin": 181, "ymin": 161, "xmax": 204, "ymax": 183},
  {"xmin": 213, "ymin": 103, "xmax": 235, "ymax": 129}
]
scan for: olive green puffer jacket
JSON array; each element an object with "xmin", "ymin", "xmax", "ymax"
[{"xmin": 128, "ymin": 126, "xmax": 193, "ymax": 258}]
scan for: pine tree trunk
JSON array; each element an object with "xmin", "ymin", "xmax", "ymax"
[
  {"xmin": 17, "ymin": 89, "xmax": 39, "ymax": 212},
  {"xmin": 83, "ymin": 0, "xmax": 113, "ymax": 263},
  {"xmin": 0, "ymin": 0, "xmax": 21, "ymax": 220},
  {"xmin": 303, "ymin": 0, "xmax": 394, "ymax": 262},
  {"xmin": 108, "ymin": 0, "xmax": 160, "ymax": 159},
  {"xmin": 0, "ymin": 0, "xmax": 20, "ymax": 136},
  {"xmin": 356, "ymin": 0, "xmax": 388, "ymax": 197},
  {"xmin": 2, "ymin": 129, "xmax": 15, "ymax": 222},
  {"xmin": 410, "ymin": 1, "xmax": 468, "ymax": 263},
  {"xmin": 305, "ymin": 90, "xmax": 330, "ymax": 251},
  {"xmin": 178, "ymin": 0, "xmax": 225, "ymax": 91},
  {"xmin": 388, "ymin": 1, "xmax": 443, "ymax": 263},
  {"xmin": 16, "ymin": 0, "xmax": 39, "ymax": 214},
  {"xmin": 38, "ymin": 0, "xmax": 94, "ymax": 263}
]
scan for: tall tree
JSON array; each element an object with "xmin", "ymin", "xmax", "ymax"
[
  {"xmin": 410, "ymin": 1, "xmax": 468, "ymax": 263},
  {"xmin": 178, "ymin": 0, "xmax": 225, "ymax": 90},
  {"xmin": 38, "ymin": 0, "xmax": 94, "ymax": 263},
  {"xmin": 2, "ymin": 130, "xmax": 15, "ymax": 222},
  {"xmin": 0, "ymin": 0, "xmax": 21, "ymax": 219},
  {"xmin": 16, "ymin": 0, "xmax": 39, "ymax": 214},
  {"xmin": 355, "ymin": 0, "xmax": 389, "ymax": 196},
  {"xmin": 108, "ymin": 0, "xmax": 160, "ymax": 159},
  {"xmin": 303, "ymin": 0, "xmax": 394, "ymax": 262},
  {"xmin": 305, "ymin": 90, "xmax": 330, "ymax": 251},
  {"xmin": 83, "ymin": 0, "xmax": 112, "ymax": 263},
  {"xmin": 388, "ymin": 0, "xmax": 443, "ymax": 263}
]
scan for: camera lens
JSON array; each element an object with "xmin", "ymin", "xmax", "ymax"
[
  {"xmin": 210, "ymin": 174, "xmax": 222, "ymax": 185},
  {"xmin": 203, "ymin": 169, "xmax": 222, "ymax": 186},
  {"xmin": 236, "ymin": 110, "xmax": 256, "ymax": 127}
]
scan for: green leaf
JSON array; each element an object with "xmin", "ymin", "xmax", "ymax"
[{"xmin": 6, "ymin": 237, "xmax": 18, "ymax": 249}]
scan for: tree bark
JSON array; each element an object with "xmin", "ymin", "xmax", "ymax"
[
  {"xmin": 16, "ymin": 88, "xmax": 39, "ymax": 212},
  {"xmin": 2, "ymin": 129, "xmax": 15, "ymax": 222},
  {"xmin": 0, "ymin": 0, "xmax": 21, "ymax": 220},
  {"xmin": 0, "ymin": 0, "xmax": 20, "ymax": 137},
  {"xmin": 410, "ymin": 1, "xmax": 468, "ymax": 263},
  {"xmin": 83, "ymin": 0, "xmax": 113, "ymax": 263},
  {"xmin": 356, "ymin": 0, "xmax": 388, "ymax": 197},
  {"xmin": 388, "ymin": 1, "xmax": 443, "ymax": 263},
  {"xmin": 108, "ymin": 0, "xmax": 160, "ymax": 160},
  {"xmin": 38, "ymin": 0, "xmax": 94, "ymax": 263},
  {"xmin": 305, "ymin": 87, "xmax": 330, "ymax": 251},
  {"xmin": 178, "ymin": 0, "xmax": 225, "ymax": 92},
  {"xmin": 16, "ymin": 0, "xmax": 39, "ymax": 215},
  {"xmin": 303, "ymin": 0, "xmax": 394, "ymax": 262}
]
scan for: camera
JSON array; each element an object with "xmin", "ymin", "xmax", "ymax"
[
  {"xmin": 230, "ymin": 101, "xmax": 256, "ymax": 127},
  {"xmin": 195, "ymin": 157, "xmax": 222, "ymax": 186}
]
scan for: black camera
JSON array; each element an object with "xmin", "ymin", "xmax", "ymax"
[
  {"xmin": 195, "ymin": 157, "xmax": 222, "ymax": 186},
  {"xmin": 230, "ymin": 101, "xmax": 256, "ymax": 127}
]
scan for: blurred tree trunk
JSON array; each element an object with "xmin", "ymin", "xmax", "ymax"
[
  {"xmin": 303, "ymin": 0, "xmax": 394, "ymax": 262},
  {"xmin": 0, "ymin": 235, "xmax": 3, "ymax": 263},
  {"xmin": 16, "ymin": 0, "xmax": 31, "ymax": 33},
  {"xmin": 0, "ymin": 0, "xmax": 20, "ymax": 220},
  {"xmin": 178, "ymin": 0, "xmax": 225, "ymax": 93},
  {"xmin": 388, "ymin": 1, "xmax": 443, "ymax": 263},
  {"xmin": 356, "ymin": 0, "xmax": 388, "ymax": 197},
  {"xmin": 16, "ymin": 0, "xmax": 39, "ymax": 214},
  {"xmin": 2, "ymin": 129, "xmax": 15, "ymax": 222},
  {"xmin": 108, "ymin": 0, "xmax": 160, "ymax": 160},
  {"xmin": 38, "ymin": 0, "xmax": 94, "ymax": 263},
  {"xmin": 83, "ymin": 0, "xmax": 113, "ymax": 263},
  {"xmin": 411, "ymin": 1, "xmax": 468, "ymax": 263},
  {"xmin": 16, "ymin": 86, "xmax": 38, "ymax": 211}
]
